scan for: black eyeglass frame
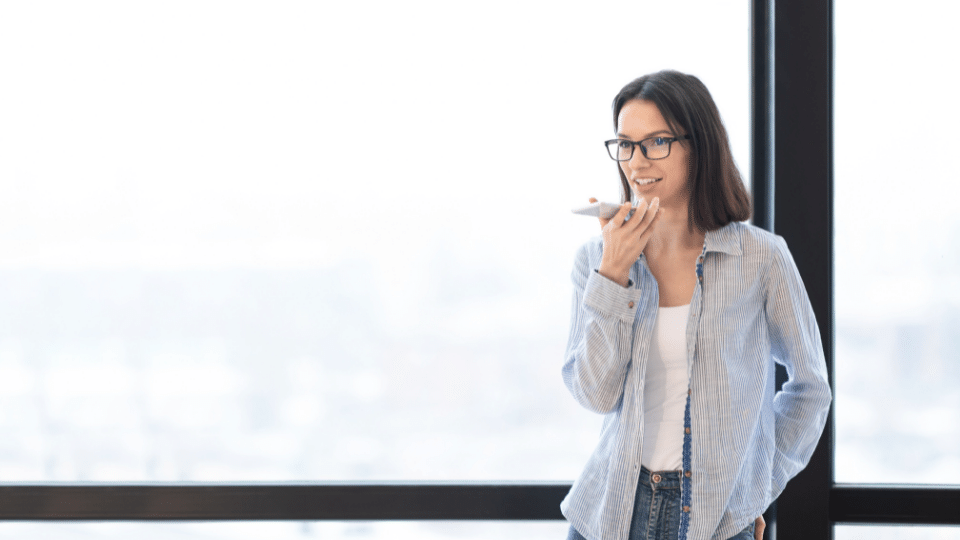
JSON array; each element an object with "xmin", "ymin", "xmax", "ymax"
[{"xmin": 604, "ymin": 135, "xmax": 692, "ymax": 161}]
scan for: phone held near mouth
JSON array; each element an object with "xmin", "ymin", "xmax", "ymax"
[{"xmin": 571, "ymin": 201, "xmax": 635, "ymax": 221}]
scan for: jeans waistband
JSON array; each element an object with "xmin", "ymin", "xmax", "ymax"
[{"xmin": 638, "ymin": 465, "xmax": 682, "ymax": 490}]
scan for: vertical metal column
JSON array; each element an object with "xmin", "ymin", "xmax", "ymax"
[{"xmin": 751, "ymin": 0, "xmax": 775, "ymax": 235}]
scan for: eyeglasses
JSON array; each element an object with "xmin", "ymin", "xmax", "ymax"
[{"xmin": 604, "ymin": 135, "xmax": 691, "ymax": 161}]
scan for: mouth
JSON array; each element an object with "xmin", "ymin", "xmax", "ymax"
[{"xmin": 632, "ymin": 178, "xmax": 661, "ymax": 186}]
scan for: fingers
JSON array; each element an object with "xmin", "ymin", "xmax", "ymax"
[
  {"xmin": 601, "ymin": 200, "xmax": 632, "ymax": 229},
  {"xmin": 754, "ymin": 516, "xmax": 766, "ymax": 540},
  {"xmin": 642, "ymin": 197, "xmax": 661, "ymax": 228},
  {"xmin": 613, "ymin": 201, "xmax": 633, "ymax": 223},
  {"xmin": 635, "ymin": 205, "xmax": 662, "ymax": 247},
  {"xmin": 624, "ymin": 197, "xmax": 659, "ymax": 231},
  {"xmin": 603, "ymin": 197, "xmax": 661, "ymax": 242}
]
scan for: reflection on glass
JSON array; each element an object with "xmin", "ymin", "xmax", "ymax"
[
  {"xmin": 0, "ymin": 1, "xmax": 748, "ymax": 481},
  {"xmin": 834, "ymin": 0, "xmax": 960, "ymax": 483}
]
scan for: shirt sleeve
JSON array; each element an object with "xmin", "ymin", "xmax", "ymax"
[
  {"xmin": 764, "ymin": 235, "xmax": 833, "ymax": 498},
  {"xmin": 561, "ymin": 241, "xmax": 644, "ymax": 414}
]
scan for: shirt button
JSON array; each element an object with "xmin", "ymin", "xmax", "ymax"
[
  {"xmin": 685, "ymin": 427, "xmax": 691, "ymax": 434},
  {"xmin": 683, "ymin": 506, "xmax": 691, "ymax": 513},
  {"xmin": 628, "ymin": 301, "xmax": 635, "ymax": 308},
  {"xmin": 685, "ymin": 470, "xmax": 692, "ymax": 478},
  {"xmin": 652, "ymin": 473, "xmax": 662, "ymax": 483},
  {"xmin": 687, "ymin": 389, "xmax": 691, "ymax": 396}
]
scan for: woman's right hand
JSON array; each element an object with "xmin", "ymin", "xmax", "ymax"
[{"xmin": 591, "ymin": 196, "xmax": 662, "ymax": 287}]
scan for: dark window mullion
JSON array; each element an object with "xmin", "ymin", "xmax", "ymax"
[
  {"xmin": 0, "ymin": 484, "xmax": 569, "ymax": 521},
  {"xmin": 830, "ymin": 486, "xmax": 960, "ymax": 526},
  {"xmin": 769, "ymin": 0, "xmax": 835, "ymax": 538}
]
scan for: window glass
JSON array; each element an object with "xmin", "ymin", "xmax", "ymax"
[
  {"xmin": 834, "ymin": 0, "xmax": 960, "ymax": 483},
  {"xmin": 0, "ymin": 0, "xmax": 749, "ymax": 481}
]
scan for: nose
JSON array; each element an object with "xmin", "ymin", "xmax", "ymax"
[{"xmin": 626, "ymin": 144, "xmax": 652, "ymax": 170}]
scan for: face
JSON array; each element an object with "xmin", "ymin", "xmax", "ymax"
[{"xmin": 616, "ymin": 99, "xmax": 691, "ymax": 209}]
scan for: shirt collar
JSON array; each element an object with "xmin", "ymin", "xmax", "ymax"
[{"xmin": 703, "ymin": 221, "xmax": 743, "ymax": 256}]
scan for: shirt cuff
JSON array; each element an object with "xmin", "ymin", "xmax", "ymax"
[{"xmin": 584, "ymin": 269, "xmax": 643, "ymax": 321}]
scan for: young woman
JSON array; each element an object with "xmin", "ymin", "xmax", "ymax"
[{"xmin": 561, "ymin": 71, "xmax": 831, "ymax": 540}]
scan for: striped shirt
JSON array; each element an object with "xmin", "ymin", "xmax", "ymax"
[{"xmin": 560, "ymin": 221, "xmax": 832, "ymax": 540}]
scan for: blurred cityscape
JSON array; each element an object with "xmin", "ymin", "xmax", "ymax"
[
  {"xmin": 0, "ymin": 262, "xmax": 600, "ymax": 484},
  {"xmin": 1, "ymin": 255, "xmax": 958, "ymax": 487}
]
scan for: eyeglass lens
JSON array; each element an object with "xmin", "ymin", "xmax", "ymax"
[{"xmin": 608, "ymin": 138, "xmax": 673, "ymax": 161}]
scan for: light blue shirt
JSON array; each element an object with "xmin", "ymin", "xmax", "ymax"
[{"xmin": 561, "ymin": 221, "xmax": 832, "ymax": 540}]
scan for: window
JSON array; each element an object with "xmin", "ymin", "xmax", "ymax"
[
  {"xmin": 834, "ymin": 0, "xmax": 960, "ymax": 486},
  {"xmin": 0, "ymin": 0, "xmax": 750, "ymax": 487}
]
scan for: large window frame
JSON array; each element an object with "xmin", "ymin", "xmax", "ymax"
[{"xmin": 1, "ymin": 1, "xmax": 958, "ymax": 538}]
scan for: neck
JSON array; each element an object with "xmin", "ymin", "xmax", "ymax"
[{"xmin": 645, "ymin": 204, "xmax": 705, "ymax": 256}]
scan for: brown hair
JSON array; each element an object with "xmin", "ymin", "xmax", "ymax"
[{"xmin": 612, "ymin": 70, "xmax": 751, "ymax": 232}]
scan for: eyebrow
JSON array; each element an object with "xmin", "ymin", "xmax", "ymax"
[{"xmin": 616, "ymin": 129, "xmax": 673, "ymax": 140}]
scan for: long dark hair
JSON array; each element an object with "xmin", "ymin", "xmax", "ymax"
[{"xmin": 612, "ymin": 70, "xmax": 751, "ymax": 232}]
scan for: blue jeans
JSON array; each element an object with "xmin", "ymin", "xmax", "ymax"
[{"xmin": 566, "ymin": 466, "xmax": 756, "ymax": 540}]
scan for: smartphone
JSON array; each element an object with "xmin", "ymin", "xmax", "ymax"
[{"xmin": 571, "ymin": 201, "xmax": 633, "ymax": 220}]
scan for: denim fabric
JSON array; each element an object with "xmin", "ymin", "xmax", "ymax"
[
  {"xmin": 566, "ymin": 467, "xmax": 681, "ymax": 540},
  {"xmin": 728, "ymin": 521, "xmax": 756, "ymax": 540},
  {"xmin": 566, "ymin": 523, "xmax": 756, "ymax": 540},
  {"xmin": 565, "ymin": 467, "xmax": 759, "ymax": 540}
]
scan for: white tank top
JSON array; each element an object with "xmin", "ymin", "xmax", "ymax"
[{"xmin": 640, "ymin": 304, "xmax": 691, "ymax": 472}]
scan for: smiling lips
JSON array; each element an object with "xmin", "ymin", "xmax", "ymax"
[{"xmin": 632, "ymin": 178, "xmax": 660, "ymax": 186}]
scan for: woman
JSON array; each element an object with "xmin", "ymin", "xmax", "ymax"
[{"xmin": 561, "ymin": 71, "xmax": 831, "ymax": 540}]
